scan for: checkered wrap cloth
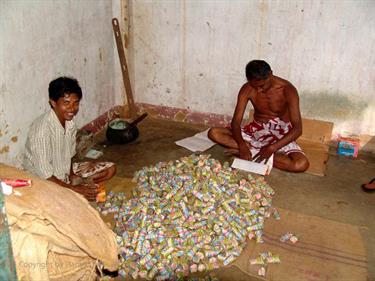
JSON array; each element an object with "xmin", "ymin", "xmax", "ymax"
[{"xmin": 241, "ymin": 117, "xmax": 304, "ymax": 157}]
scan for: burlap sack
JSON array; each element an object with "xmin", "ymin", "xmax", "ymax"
[{"xmin": 0, "ymin": 163, "xmax": 119, "ymax": 281}]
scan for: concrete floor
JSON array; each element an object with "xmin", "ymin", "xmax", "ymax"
[{"xmin": 95, "ymin": 117, "xmax": 375, "ymax": 281}]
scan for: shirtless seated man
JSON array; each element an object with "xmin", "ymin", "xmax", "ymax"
[{"xmin": 208, "ymin": 60, "xmax": 309, "ymax": 173}]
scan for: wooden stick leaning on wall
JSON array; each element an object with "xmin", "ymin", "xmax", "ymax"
[{"xmin": 112, "ymin": 18, "xmax": 136, "ymax": 118}]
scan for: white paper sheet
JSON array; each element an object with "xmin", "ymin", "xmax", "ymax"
[
  {"xmin": 231, "ymin": 154, "xmax": 273, "ymax": 175},
  {"xmin": 175, "ymin": 129, "xmax": 216, "ymax": 152}
]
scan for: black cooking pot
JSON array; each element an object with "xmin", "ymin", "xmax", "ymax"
[{"xmin": 106, "ymin": 113, "xmax": 147, "ymax": 144}]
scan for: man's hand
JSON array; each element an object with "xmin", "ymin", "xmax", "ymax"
[
  {"xmin": 253, "ymin": 144, "xmax": 276, "ymax": 164},
  {"xmin": 239, "ymin": 143, "xmax": 252, "ymax": 161},
  {"xmin": 69, "ymin": 173, "xmax": 83, "ymax": 185},
  {"xmin": 70, "ymin": 183, "xmax": 98, "ymax": 202}
]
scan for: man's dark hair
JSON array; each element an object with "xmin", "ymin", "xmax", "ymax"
[
  {"xmin": 245, "ymin": 60, "xmax": 272, "ymax": 81},
  {"xmin": 48, "ymin": 77, "xmax": 82, "ymax": 102}
]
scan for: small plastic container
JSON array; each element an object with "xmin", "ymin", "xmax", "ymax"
[{"xmin": 337, "ymin": 136, "xmax": 360, "ymax": 158}]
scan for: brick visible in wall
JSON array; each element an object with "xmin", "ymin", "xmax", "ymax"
[
  {"xmin": 81, "ymin": 106, "xmax": 122, "ymax": 134},
  {"xmin": 135, "ymin": 102, "xmax": 232, "ymax": 127}
]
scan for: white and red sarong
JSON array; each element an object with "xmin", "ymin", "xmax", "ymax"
[{"xmin": 241, "ymin": 117, "xmax": 304, "ymax": 157}]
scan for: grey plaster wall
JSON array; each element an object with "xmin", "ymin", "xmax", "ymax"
[
  {"xmin": 129, "ymin": 0, "xmax": 375, "ymax": 137},
  {"xmin": 0, "ymin": 0, "xmax": 122, "ymax": 166}
]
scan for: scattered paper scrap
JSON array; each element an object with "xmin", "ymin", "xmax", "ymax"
[
  {"xmin": 85, "ymin": 149, "xmax": 104, "ymax": 159},
  {"xmin": 250, "ymin": 251, "xmax": 281, "ymax": 277},
  {"xmin": 250, "ymin": 256, "xmax": 265, "ymax": 265},
  {"xmin": 250, "ymin": 251, "xmax": 281, "ymax": 265},
  {"xmin": 280, "ymin": 232, "xmax": 299, "ymax": 244},
  {"xmin": 175, "ymin": 129, "xmax": 216, "ymax": 152},
  {"xmin": 290, "ymin": 235, "xmax": 299, "ymax": 243}
]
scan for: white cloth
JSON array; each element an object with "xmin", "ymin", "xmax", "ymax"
[{"xmin": 23, "ymin": 109, "xmax": 77, "ymax": 182}]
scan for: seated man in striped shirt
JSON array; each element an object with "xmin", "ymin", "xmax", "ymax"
[{"xmin": 23, "ymin": 77, "xmax": 116, "ymax": 201}]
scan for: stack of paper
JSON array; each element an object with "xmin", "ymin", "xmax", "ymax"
[{"xmin": 231, "ymin": 154, "xmax": 274, "ymax": 176}]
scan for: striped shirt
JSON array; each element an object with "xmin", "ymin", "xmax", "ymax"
[{"xmin": 23, "ymin": 109, "xmax": 77, "ymax": 182}]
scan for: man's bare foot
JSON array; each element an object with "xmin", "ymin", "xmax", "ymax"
[
  {"xmin": 70, "ymin": 184, "xmax": 98, "ymax": 201},
  {"xmin": 224, "ymin": 148, "xmax": 240, "ymax": 156}
]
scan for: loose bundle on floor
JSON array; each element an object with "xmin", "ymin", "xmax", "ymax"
[{"xmin": 97, "ymin": 154, "xmax": 276, "ymax": 280}]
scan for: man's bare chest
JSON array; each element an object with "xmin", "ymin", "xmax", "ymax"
[{"xmin": 251, "ymin": 88, "xmax": 287, "ymax": 113}]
